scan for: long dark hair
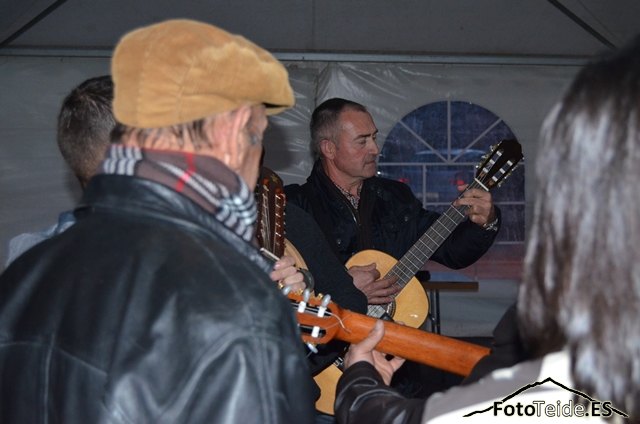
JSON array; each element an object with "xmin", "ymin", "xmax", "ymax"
[{"xmin": 518, "ymin": 36, "xmax": 640, "ymax": 419}]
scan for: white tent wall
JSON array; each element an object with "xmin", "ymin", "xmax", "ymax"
[
  {"xmin": 261, "ymin": 62, "xmax": 325, "ymax": 185},
  {"xmin": 0, "ymin": 54, "xmax": 582, "ymax": 269}
]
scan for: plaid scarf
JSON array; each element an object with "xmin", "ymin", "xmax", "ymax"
[{"xmin": 100, "ymin": 145, "xmax": 257, "ymax": 242}]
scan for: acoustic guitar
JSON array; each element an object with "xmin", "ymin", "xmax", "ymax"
[{"xmin": 314, "ymin": 139, "xmax": 523, "ymax": 414}]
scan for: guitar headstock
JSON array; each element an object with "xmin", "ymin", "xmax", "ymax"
[
  {"xmin": 475, "ymin": 139, "xmax": 523, "ymax": 191},
  {"xmin": 255, "ymin": 166, "xmax": 286, "ymax": 257},
  {"xmin": 286, "ymin": 289, "xmax": 341, "ymax": 348}
]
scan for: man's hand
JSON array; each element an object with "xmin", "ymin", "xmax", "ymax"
[
  {"xmin": 453, "ymin": 184, "xmax": 496, "ymax": 227},
  {"xmin": 344, "ymin": 320, "xmax": 405, "ymax": 385},
  {"xmin": 348, "ymin": 263, "xmax": 400, "ymax": 304},
  {"xmin": 270, "ymin": 255, "xmax": 306, "ymax": 292}
]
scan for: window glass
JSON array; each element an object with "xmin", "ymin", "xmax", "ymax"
[{"xmin": 378, "ymin": 101, "xmax": 525, "ymax": 279}]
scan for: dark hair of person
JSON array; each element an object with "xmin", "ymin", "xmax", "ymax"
[
  {"xmin": 518, "ymin": 35, "xmax": 640, "ymax": 419},
  {"xmin": 310, "ymin": 98, "xmax": 368, "ymax": 158},
  {"xmin": 57, "ymin": 75, "xmax": 115, "ymax": 188}
]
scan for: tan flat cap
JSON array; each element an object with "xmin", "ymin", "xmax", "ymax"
[{"xmin": 112, "ymin": 19, "xmax": 294, "ymax": 128}]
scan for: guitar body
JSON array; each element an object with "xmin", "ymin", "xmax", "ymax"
[
  {"xmin": 315, "ymin": 250, "xmax": 429, "ymax": 414},
  {"xmin": 313, "ymin": 363, "xmax": 343, "ymax": 415},
  {"xmin": 347, "ymin": 249, "xmax": 429, "ymax": 328}
]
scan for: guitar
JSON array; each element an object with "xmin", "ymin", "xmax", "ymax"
[
  {"xmin": 314, "ymin": 139, "xmax": 523, "ymax": 414},
  {"xmin": 350, "ymin": 139, "xmax": 524, "ymax": 328},
  {"xmin": 289, "ymin": 290, "xmax": 491, "ymax": 409},
  {"xmin": 255, "ymin": 166, "xmax": 309, "ymax": 271}
]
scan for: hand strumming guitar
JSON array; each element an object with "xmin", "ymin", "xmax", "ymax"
[{"xmin": 348, "ymin": 263, "xmax": 400, "ymax": 305}]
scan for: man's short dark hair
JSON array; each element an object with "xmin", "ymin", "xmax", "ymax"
[
  {"xmin": 310, "ymin": 98, "xmax": 368, "ymax": 158},
  {"xmin": 57, "ymin": 75, "xmax": 115, "ymax": 187}
]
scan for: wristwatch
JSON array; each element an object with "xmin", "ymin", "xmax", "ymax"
[{"xmin": 483, "ymin": 217, "xmax": 499, "ymax": 232}]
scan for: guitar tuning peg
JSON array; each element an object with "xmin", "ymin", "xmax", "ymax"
[
  {"xmin": 303, "ymin": 288, "xmax": 311, "ymax": 303},
  {"xmin": 297, "ymin": 290, "xmax": 309, "ymax": 313},
  {"xmin": 306, "ymin": 342, "xmax": 319, "ymax": 354},
  {"xmin": 321, "ymin": 294, "xmax": 331, "ymax": 308},
  {"xmin": 281, "ymin": 285, "xmax": 292, "ymax": 296}
]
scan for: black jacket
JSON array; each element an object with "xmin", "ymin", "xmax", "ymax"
[
  {"xmin": 285, "ymin": 161, "xmax": 499, "ymax": 269},
  {"xmin": 284, "ymin": 203, "xmax": 367, "ymax": 314},
  {"xmin": 336, "ymin": 362, "xmax": 426, "ymax": 424},
  {"xmin": 284, "ymin": 202, "xmax": 368, "ymax": 375},
  {"xmin": 0, "ymin": 175, "xmax": 316, "ymax": 423}
]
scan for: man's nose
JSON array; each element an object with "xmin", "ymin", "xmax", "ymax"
[{"xmin": 368, "ymin": 138, "xmax": 380, "ymax": 155}]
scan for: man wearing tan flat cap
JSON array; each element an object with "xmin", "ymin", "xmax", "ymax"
[{"xmin": 0, "ymin": 19, "xmax": 316, "ymax": 423}]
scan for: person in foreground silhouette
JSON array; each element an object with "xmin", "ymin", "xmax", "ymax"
[{"xmin": 0, "ymin": 19, "xmax": 316, "ymax": 423}]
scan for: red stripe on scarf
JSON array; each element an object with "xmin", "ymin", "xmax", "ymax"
[{"xmin": 175, "ymin": 152, "xmax": 196, "ymax": 192}]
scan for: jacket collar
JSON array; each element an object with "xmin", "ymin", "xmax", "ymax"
[{"xmin": 77, "ymin": 174, "xmax": 272, "ymax": 274}]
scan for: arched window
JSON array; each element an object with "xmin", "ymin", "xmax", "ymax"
[{"xmin": 378, "ymin": 100, "xmax": 525, "ymax": 278}]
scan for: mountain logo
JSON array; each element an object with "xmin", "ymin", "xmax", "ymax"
[{"xmin": 463, "ymin": 377, "xmax": 628, "ymax": 419}]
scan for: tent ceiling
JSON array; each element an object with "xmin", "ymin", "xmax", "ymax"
[{"xmin": 1, "ymin": 0, "xmax": 639, "ymax": 58}]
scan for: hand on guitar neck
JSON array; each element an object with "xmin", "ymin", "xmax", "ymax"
[
  {"xmin": 269, "ymin": 253, "xmax": 307, "ymax": 293},
  {"xmin": 344, "ymin": 320, "xmax": 405, "ymax": 385},
  {"xmin": 260, "ymin": 246, "xmax": 310, "ymax": 293}
]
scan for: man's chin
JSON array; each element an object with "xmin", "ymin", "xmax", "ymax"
[{"xmin": 364, "ymin": 167, "xmax": 378, "ymax": 178}]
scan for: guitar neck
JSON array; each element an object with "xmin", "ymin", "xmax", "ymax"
[
  {"xmin": 386, "ymin": 179, "xmax": 485, "ymax": 287},
  {"xmin": 298, "ymin": 301, "xmax": 489, "ymax": 376},
  {"xmin": 382, "ymin": 138, "xmax": 524, "ymax": 289}
]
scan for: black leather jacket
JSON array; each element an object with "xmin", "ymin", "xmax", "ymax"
[
  {"xmin": 336, "ymin": 362, "xmax": 426, "ymax": 424},
  {"xmin": 0, "ymin": 175, "xmax": 316, "ymax": 423},
  {"xmin": 285, "ymin": 161, "xmax": 499, "ymax": 268}
]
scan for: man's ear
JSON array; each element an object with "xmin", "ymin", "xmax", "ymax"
[
  {"xmin": 213, "ymin": 105, "xmax": 252, "ymax": 169},
  {"xmin": 320, "ymin": 138, "xmax": 336, "ymax": 160}
]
